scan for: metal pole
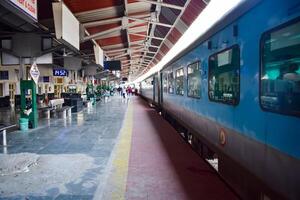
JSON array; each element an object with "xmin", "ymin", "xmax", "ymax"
[
  {"xmin": 3, "ymin": 129, "xmax": 7, "ymax": 146},
  {"xmin": 20, "ymin": 57, "xmax": 24, "ymax": 80}
]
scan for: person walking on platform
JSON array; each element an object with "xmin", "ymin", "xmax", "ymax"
[
  {"xmin": 127, "ymin": 86, "xmax": 132, "ymax": 96},
  {"xmin": 117, "ymin": 86, "xmax": 122, "ymax": 96},
  {"xmin": 122, "ymin": 87, "xmax": 126, "ymax": 99}
]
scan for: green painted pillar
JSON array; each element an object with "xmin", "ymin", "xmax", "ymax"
[
  {"xmin": 86, "ymin": 83, "xmax": 94, "ymax": 100},
  {"xmin": 20, "ymin": 80, "xmax": 38, "ymax": 129}
]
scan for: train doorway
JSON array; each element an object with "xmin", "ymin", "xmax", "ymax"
[{"xmin": 160, "ymin": 72, "xmax": 163, "ymax": 104}]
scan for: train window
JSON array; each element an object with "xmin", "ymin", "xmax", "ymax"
[
  {"xmin": 208, "ymin": 45, "xmax": 240, "ymax": 105},
  {"xmin": 163, "ymin": 73, "xmax": 168, "ymax": 93},
  {"xmin": 141, "ymin": 78, "xmax": 153, "ymax": 89},
  {"xmin": 168, "ymin": 71, "xmax": 174, "ymax": 94},
  {"xmin": 187, "ymin": 61, "xmax": 201, "ymax": 98},
  {"xmin": 260, "ymin": 19, "xmax": 300, "ymax": 116},
  {"xmin": 176, "ymin": 68, "xmax": 184, "ymax": 96}
]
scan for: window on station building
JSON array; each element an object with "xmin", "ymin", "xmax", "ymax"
[
  {"xmin": 175, "ymin": 68, "xmax": 184, "ymax": 96},
  {"xmin": 0, "ymin": 71, "xmax": 9, "ymax": 80},
  {"xmin": 167, "ymin": 71, "xmax": 174, "ymax": 94},
  {"xmin": 208, "ymin": 45, "xmax": 240, "ymax": 105},
  {"xmin": 43, "ymin": 76, "xmax": 50, "ymax": 83},
  {"xmin": 0, "ymin": 38, "xmax": 12, "ymax": 50},
  {"xmin": 187, "ymin": 61, "xmax": 201, "ymax": 98},
  {"xmin": 260, "ymin": 19, "xmax": 300, "ymax": 116},
  {"xmin": 56, "ymin": 78, "xmax": 63, "ymax": 84}
]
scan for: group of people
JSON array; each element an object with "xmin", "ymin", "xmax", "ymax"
[{"xmin": 117, "ymin": 86, "xmax": 136, "ymax": 99}]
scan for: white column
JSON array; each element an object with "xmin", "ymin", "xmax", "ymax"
[
  {"xmin": 15, "ymin": 81, "xmax": 20, "ymax": 95},
  {"xmin": 2, "ymin": 130, "xmax": 7, "ymax": 146},
  {"xmin": 75, "ymin": 70, "xmax": 78, "ymax": 83}
]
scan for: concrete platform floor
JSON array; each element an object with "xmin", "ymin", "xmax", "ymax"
[
  {"xmin": 0, "ymin": 107, "xmax": 19, "ymax": 126},
  {"xmin": 100, "ymin": 97, "xmax": 238, "ymax": 200},
  {"xmin": 0, "ymin": 96, "xmax": 129, "ymax": 200}
]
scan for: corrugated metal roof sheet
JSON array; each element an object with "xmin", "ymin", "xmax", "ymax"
[
  {"xmin": 181, "ymin": 0, "xmax": 206, "ymax": 26},
  {"xmin": 160, "ymin": 43, "xmax": 170, "ymax": 55},
  {"xmin": 64, "ymin": 0, "xmax": 123, "ymax": 13},
  {"xmin": 154, "ymin": 26, "xmax": 170, "ymax": 38},
  {"xmin": 167, "ymin": 28, "xmax": 182, "ymax": 45},
  {"xmin": 164, "ymin": 0, "xmax": 186, "ymax": 7},
  {"xmin": 159, "ymin": 7, "xmax": 179, "ymax": 25}
]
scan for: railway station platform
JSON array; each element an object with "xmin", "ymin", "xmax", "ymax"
[
  {"xmin": 1, "ymin": 0, "xmax": 299, "ymax": 199},
  {"xmin": 0, "ymin": 96, "xmax": 238, "ymax": 200}
]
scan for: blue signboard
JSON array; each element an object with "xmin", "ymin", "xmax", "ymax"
[{"xmin": 53, "ymin": 69, "xmax": 68, "ymax": 76}]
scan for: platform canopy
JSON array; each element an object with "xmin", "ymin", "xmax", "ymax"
[{"xmin": 60, "ymin": 0, "xmax": 209, "ymax": 80}]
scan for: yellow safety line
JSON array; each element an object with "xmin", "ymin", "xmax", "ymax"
[{"xmin": 108, "ymin": 101, "xmax": 133, "ymax": 200}]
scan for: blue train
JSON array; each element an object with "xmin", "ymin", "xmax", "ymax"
[{"xmin": 139, "ymin": 0, "xmax": 300, "ymax": 199}]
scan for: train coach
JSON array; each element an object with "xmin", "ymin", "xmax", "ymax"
[{"xmin": 139, "ymin": 0, "xmax": 300, "ymax": 199}]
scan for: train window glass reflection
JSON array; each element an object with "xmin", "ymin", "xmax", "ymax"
[
  {"xmin": 142, "ymin": 78, "xmax": 153, "ymax": 89},
  {"xmin": 168, "ymin": 71, "xmax": 174, "ymax": 94},
  {"xmin": 260, "ymin": 20, "xmax": 300, "ymax": 116},
  {"xmin": 176, "ymin": 68, "xmax": 184, "ymax": 96},
  {"xmin": 187, "ymin": 61, "xmax": 201, "ymax": 98},
  {"xmin": 208, "ymin": 45, "xmax": 240, "ymax": 105}
]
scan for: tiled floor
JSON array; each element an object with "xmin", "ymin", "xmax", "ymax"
[
  {"xmin": 0, "ymin": 96, "xmax": 129, "ymax": 200},
  {"xmin": 0, "ymin": 107, "xmax": 19, "ymax": 126}
]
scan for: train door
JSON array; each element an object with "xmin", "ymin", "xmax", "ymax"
[
  {"xmin": 156, "ymin": 73, "xmax": 161, "ymax": 105},
  {"xmin": 152, "ymin": 77, "xmax": 155, "ymax": 101},
  {"xmin": 154, "ymin": 74, "xmax": 159, "ymax": 104},
  {"xmin": 9, "ymin": 83, "xmax": 16, "ymax": 107},
  {"xmin": 153, "ymin": 75, "xmax": 156, "ymax": 103},
  {"xmin": 160, "ymin": 72, "xmax": 163, "ymax": 104}
]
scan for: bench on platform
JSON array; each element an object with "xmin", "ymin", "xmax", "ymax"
[
  {"xmin": 38, "ymin": 106, "xmax": 54, "ymax": 119},
  {"xmin": 56, "ymin": 106, "xmax": 73, "ymax": 119},
  {"xmin": 49, "ymin": 99, "xmax": 64, "ymax": 109},
  {"xmin": 38, "ymin": 99, "xmax": 74, "ymax": 119},
  {"xmin": 48, "ymin": 99, "xmax": 64, "ymax": 118}
]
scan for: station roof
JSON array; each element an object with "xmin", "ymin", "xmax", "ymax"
[
  {"xmin": 0, "ymin": 0, "xmax": 210, "ymax": 81},
  {"xmin": 62, "ymin": 0, "xmax": 209, "ymax": 80}
]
